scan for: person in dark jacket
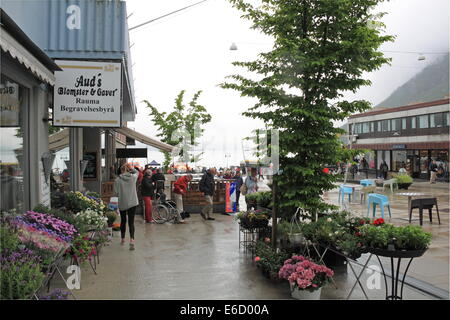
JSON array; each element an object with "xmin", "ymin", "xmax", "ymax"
[
  {"xmin": 199, "ymin": 168, "xmax": 216, "ymax": 220},
  {"xmin": 234, "ymin": 171, "xmax": 244, "ymax": 210},
  {"xmin": 151, "ymin": 168, "xmax": 166, "ymax": 195},
  {"xmin": 379, "ymin": 160, "xmax": 389, "ymax": 180},
  {"xmin": 141, "ymin": 168, "xmax": 155, "ymax": 223}
]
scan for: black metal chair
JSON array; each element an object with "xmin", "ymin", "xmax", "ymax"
[{"xmin": 409, "ymin": 198, "xmax": 441, "ymax": 226}]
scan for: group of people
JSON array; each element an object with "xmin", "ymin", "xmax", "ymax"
[{"xmin": 113, "ymin": 164, "xmax": 264, "ymax": 250}]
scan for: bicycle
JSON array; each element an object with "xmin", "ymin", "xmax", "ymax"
[{"xmin": 153, "ymin": 192, "xmax": 180, "ymax": 224}]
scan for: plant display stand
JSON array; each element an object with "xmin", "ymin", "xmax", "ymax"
[
  {"xmin": 239, "ymin": 223, "xmax": 271, "ymax": 256},
  {"xmin": 370, "ymin": 248, "xmax": 427, "ymax": 300}
]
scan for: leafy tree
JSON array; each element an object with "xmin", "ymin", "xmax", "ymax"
[
  {"xmin": 222, "ymin": 0, "xmax": 393, "ymax": 218},
  {"xmin": 143, "ymin": 90, "xmax": 212, "ymax": 168}
]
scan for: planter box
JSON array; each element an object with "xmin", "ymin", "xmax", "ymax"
[
  {"xmin": 397, "ymin": 183, "xmax": 412, "ymax": 190},
  {"xmin": 240, "ymin": 218, "xmax": 269, "ymax": 229}
]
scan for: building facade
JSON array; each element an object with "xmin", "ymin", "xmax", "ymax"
[
  {"xmin": 347, "ymin": 99, "xmax": 450, "ymax": 181},
  {"xmin": 1, "ymin": 9, "xmax": 60, "ymax": 211}
]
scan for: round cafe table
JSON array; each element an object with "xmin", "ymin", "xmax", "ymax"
[{"xmin": 396, "ymin": 192, "xmax": 426, "ymax": 215}]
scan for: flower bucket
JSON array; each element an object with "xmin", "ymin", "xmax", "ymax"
[
  {"xmin": 288, "ymin": 233, "xmax": 305, "ymax": 245},
  {"xmin": 290, "ymin": 283, "xmax": 322, "ymax": 300}
]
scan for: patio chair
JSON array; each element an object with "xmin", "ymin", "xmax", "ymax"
[
  {"xmin": 338, "ymin": 185, "xmax": 353, "ymax": 204},
  {"xmin": 360, "ymin": 179, "xmax": 375, "ymax": 187},
  {"xmin": 382, "ymin": 178, "xmax": 398, "ymax": 193},
  {"xmin": 409, "ymin": 198, "xmax": 441, "ymax": 226},
  {"xmin": 360, "ymin": 186, "xmax": 376, "ymax": 204},
  {"xmin": 367, "ymin": 193, "xmax": 391, "ymax": 219}
]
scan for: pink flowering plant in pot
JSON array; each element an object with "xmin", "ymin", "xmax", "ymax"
[{"xmin": 278, "ymin": 255, "xmax": 334, "ymax": 293}]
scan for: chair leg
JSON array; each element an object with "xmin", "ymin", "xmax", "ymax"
[
  {"xmin": 409, "ymin": 206, "xmax": 412, "ymax": 223},
  {"xmin": 429, "ymin": 208, "xmax": 432, "ymax": 223},
  {"xmin": 373, "ymin": 203, "xmax": 377, "ymax": 218},
  {"xmin": 367, "ymin": 201, "xmax": 371, "ymax": 217},
  {"xmin": 380, "ymin": 205, "xmax": 385, "ymax": 219},
  {"xmin": 388, "ymin": 205, "xmax": 392, "ymax": 218},
  {"xmin": 436, "ymin": 203, "xmax": 441, "ymax": 225},
  {"xmin": 419, "ymin": 208, "xmax": 423, "ymax": 226}
]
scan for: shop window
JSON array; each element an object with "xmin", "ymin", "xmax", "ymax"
[
  {"xmin": 382, "ymin": 119, "xmax": 390, "ymax": 132},
  {"xmin": 370, "ymin": 122, "xmax": 374, "ymax": 132},
  {"xmin": 419, "ymin": 150, "xmax": 430, "ymax": 174},
  {"xmin": 0, "ymin": 75, "xmax": 25, "ymax": 213},
  {"xmin": 402, "ymin": 118, "xmax": 406, "ymax": 130},
  {"xmin": 392, "ymin": 150, "xmax": 407, "ymax": 171},
  {"xmin": 391, "ymin": 118, "xmax": 400, "ymax": 131},
  {"xmin": 411, "ymin": 116, "xmax": 416, "ymax": 129},
  {"xmin": 418, "ymin": 115, "xmax": 429, "ymax": 128},
  {"xmin": 362, "ymin": 122, "xmax": 369, "ymax": 133}
]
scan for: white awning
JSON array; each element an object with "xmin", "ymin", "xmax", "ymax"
[
  {"xmin": 0, "ymin": 26, "xmax": 55, "ymax": 85},
  {"xmin": 49, "ymin": 127, "xmax": 174, "ymax": 153},
  {"xmin": 115, "ymin": 127, "xmax": 174, "ymax": 152},
  {"xmin": 49, "ymin": 128, "xmax": 69, "ymax": 152}
]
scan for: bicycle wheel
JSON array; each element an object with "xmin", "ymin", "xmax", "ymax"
[{"xmin": 154, "ymin": 205, "xmax": 169, "ymax": 224}]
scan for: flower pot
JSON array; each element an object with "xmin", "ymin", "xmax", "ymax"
[
  {"xmin": 290, "ymin": 284, "xmax": 322, "ymax": 300},
  {"xmin": 397, "ymin": 183, "xmax": 412, "ymax": 190},
  {"xmin": 288, "ymin": 233, "xmax": 305, "ymax": 245}
]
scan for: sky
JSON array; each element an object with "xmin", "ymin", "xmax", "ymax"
[{"xmin": 122, "ymin": 0, "xmax": 449, "ymax": 169}]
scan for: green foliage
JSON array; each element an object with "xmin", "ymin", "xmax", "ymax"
[
  {"xmin": 143, "ymin": 90, "xmax": 212, "ymax": 168},
  {"xmin": 256, "ymin": 191, "xmax": 273, "ymax": 208},
  {"xmin": 222, "ymin": 0, "xmax": 393, "ymax": 218},
  {"xmin": 255, "ymin": 241, "xmax": 290, "ymax": 279},
  {"xmin": 392, "ymin": 173, "xmax": 413, "ymax": 184},
  {"xmin": 360, "ymin": 224, "xmax": 432, "ymax": 250},
  {"xmin": 0, "ymin": 225, "xmax": 20, "ymax": 254},
  {"xmin": 105, "ymin": 211, "xmax": 118, "ymax": 227}
]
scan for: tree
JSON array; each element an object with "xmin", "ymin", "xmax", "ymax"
[
  {"xmin": 143, "ymin": 90, "xmax": 212, "ymax": 168},
  {"xmin": 221, "ymin": 0, "xmax": 393, "ymax": 218}
]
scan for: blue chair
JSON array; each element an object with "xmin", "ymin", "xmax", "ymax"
[
  {"xmin": 367, "ymin": 193, "xmax": 391, "ymax": 219},
  {"xmin": 339, "ymin": 185, "xmax": 353, "ymax": 203},
  {"xmin": 360, "ymin": 179, "xmax": 374, "ymax": 187}
]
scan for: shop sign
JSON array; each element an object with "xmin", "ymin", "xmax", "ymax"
[
  {"xmin": 393, "ymin": 144, "xmax": 406, "ymax": 149},
  {"xmin": 0, "ymin": 81, "xmax": 20, "ymax": 127},
  {"xmin": 53, "ymin": 60, "xmax": 121, "ymax": 127}
]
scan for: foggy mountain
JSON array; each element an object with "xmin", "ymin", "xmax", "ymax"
[{"xmin": 376, "ymin": 55, "xmax": 450, "ymax": 108}]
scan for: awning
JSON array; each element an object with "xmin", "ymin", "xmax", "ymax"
[
  {"xmin": 49, "ymin": 127, "xmax": 174, "ymax": 153},
  {"xmin": 114, "ymin": 127, "xmax": 174, "ymax": 153},
  {"xmin": 49, "ymin": 128, "xmax": 69, "ymax": 152},
  {"xmin": 0, "ymin": 21, "xmax": 57, "ymax": 85}
]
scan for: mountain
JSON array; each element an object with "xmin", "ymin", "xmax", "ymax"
[{"xmin": 376, "ymin": 54, "xmax": 449, "ymax": 108}]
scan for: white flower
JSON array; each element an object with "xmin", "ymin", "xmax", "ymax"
[
  {"xmin": 327, "ymin": 218, "xmax": 332, "ymax": 222},
  {"xmin": 334, "ymin": 231, "xmax": 339, "ymax": 235}
]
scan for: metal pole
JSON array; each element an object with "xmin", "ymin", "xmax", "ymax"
[{"xmin": 271, "ymin": 174, "xmax": 278, "ymax": 249}]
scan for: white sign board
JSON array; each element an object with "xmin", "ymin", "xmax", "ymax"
[{"xmin": 53, "ymin": 60, "xmax": 121, "ymax": 127}]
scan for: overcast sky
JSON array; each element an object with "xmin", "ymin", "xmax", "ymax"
[{"xmin": 124, "ymin": 0, "xmax": 449, "ymax": 168}]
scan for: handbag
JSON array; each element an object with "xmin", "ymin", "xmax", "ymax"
[{"xmin": 240, "ymin": 183, "xmax": 248, "ymax": 196}]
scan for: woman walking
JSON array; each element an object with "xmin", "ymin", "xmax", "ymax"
[
  {"xmin": 114, "ymin": 163, "xmax": 139, "ymax": 250},
  {"xmin": 245, "ymin": 168, "xmax": 259, "ymax": 211},
  {"xmin": 141, "ymin": 168, "xmax": 155, "ymax": 223}
]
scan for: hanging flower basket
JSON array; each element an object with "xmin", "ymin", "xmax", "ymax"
[{"xmin": 241, "ymin": 217, "xmax": 269, "ymax": 229}]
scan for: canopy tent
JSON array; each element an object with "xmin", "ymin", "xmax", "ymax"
[{"xmin": 148, "ymin": 160, "xmax": 161, "ymax": 166}]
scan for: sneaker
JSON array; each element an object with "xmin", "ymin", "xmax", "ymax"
[
  {"xmin": 207, "ymin": 217, "xmax": 215, "ymax": 221},
  {"xmin": 200, "ymin": 212, "xmax": 207, "ymax": 220},
  {"xmin": 129, "ymin": 242, "xmax": 135, "ymax": 251},
  {"xmin": 120, "ymin": 239, "xmax": 125, "ymax": 246}
]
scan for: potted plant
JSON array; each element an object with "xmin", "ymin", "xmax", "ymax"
[
  {"xmin": 278, "ymin": 255, "xmax": 334, "ymax": 300},
  {"xmin": 360, "ymin": 218, "xmax": 432, "ymax": 258},
  {"xmin": 254, "ymin": 240, "xmax": 290, "ymax": 281},
  {"xmin": 392, "ymin": 173, "xmax": 413, "ymax": 190},
  {"xmin": 235, "ymin": 210, "xmax": 270, "ymax": 229}
]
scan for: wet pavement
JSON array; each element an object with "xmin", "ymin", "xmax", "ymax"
[{"xmin": 48, "ymin": 180, "xmax": 448, "ymax": 300}]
